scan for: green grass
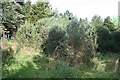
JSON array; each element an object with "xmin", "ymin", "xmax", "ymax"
[{"xmin": 2, "ymin": 45, "xmax": 119, "ymax": 78}]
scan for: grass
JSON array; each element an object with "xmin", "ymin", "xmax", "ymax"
[{"xmin": 1, "ymin": 40, "xmax": 120, "ymax": 78}]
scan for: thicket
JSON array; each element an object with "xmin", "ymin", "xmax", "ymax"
[
  {"xmin": 1, "ymin": 0, "xmax": 120, "ymax": 67},
  {"xmin": 16, "ymin": 14, "xmax": 98, "ymax": 64},
  {"xmin": 1, "ymin": 0, "xmax": 120, "ymax": 78},
  {"xmin": 15, "ymin": 14, "xmax": 120, "ymax": 66}
]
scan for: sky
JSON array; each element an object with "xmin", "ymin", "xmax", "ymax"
[{"xmin": 29, "ymin": 0, "xmax": 119, "ymax": 20}]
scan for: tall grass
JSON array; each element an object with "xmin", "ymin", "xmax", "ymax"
[{"xmin": 2, "ymin": 44, "xmax": 119, "ymax": 78}]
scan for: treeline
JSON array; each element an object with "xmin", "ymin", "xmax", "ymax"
[
  {"xmin": 1, "ymin": 0, "xmax": 120, "ymax": 63},
  {"xmin": 0, "ymin": 0, "xmax": 53, "ymax": 38}
]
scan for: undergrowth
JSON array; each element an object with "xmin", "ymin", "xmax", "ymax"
[{"xmin": 2, "ymin": 45, "xmax": 119, "ymax": 78}]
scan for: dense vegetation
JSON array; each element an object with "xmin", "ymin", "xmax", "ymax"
[{"xmin": 0, "ymin": 0, "xmax": 120, "ymax": 79}]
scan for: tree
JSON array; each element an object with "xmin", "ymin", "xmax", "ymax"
[
  {"xmin": 30, "ymin": 0, "xmax": 53, "ymax": 23},
  {"xmin": 1, "ymin": 0, "xmax": 24, "ymax": 37},
  {"xmin": 64, "ymin": 10, "xmax": 75, "ymax": 20},
  {"xmin": 91, "ymin": 15, "xmax": 103, "ymax": 28},
  {"xmin": 21, "ymin": 0, "xmax": 32, "ymax": 22},
  {"xmin": 66, "ymin": 18, "xmax": 97, "ymax": 64},
  {"xmin": 103, "ymin": 16, "xmax": 115, "ymax": 31}
]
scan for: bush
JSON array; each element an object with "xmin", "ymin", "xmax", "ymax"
[
  {"xmin": 2, "ymin": 47, "xmax": 15, "ymax": 66},
  {"xmin": 66, "ymin": 19, "xmax": 84, "ymax": 53},
  {"xmin": 44, "ymin": 26, "xmax": 67, "ymax": 56},
  {"xmin": 112, "ymin": 30, "xmax": 120, "ymax": 52},
  {"xmin": 16, "ymin": 21, "xmax": 46, "ymax": 49},
  {"xmin": 36, "ymin": 16, "xmax": 69, "ymax": 56},
  {"xmin": 16, "ymin": 16, "xmax": 98, "ymax": 64},
  {"xmin": 96, "ymin": 26, "xmax": 120, "ymax": 53},
  {"xmin": 16, "ymin": 16, "xmax": 68, "ymax": 53},
  {"xmin": 66, "ymin": 19, "xmax": 97, "ymax": 64},
  {"xmin": 96, "ymin": 26, "xmax": 111, "ymax": 52}
]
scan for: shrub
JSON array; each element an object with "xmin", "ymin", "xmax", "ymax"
[
  {"xmin": 36, "ymin": 16, "xmax": 69, "ymax": 56},
  {"xmin": 15, "ymin": 21, "xmax": 45, "ymax": 49},
  {"xmin": 44, "ymin": 26, "xmax": 67, "ymax": 56},
  {"xmin": 96, "ymin": 26, "xmax": 111, "ymax": 52},
  {"xmin": 2, "ymin": 47, "xmax": 15, "ymax": 66},
  {"xmin": 16, "ymin": 16, "xmax": 69, "ymax": 51},
  {"xmin": 96, "ymin": 26, "xmax": 120, "ymax": 53},
  {"xmin": 112, "ymin": 30, "xmax": 120, "ymax": 52},
  {"xmin": 66, "ymin": 19, "xmax": 98, "ymax": 64}
]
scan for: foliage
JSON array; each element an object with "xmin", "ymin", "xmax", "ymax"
[
  {"xmin": 91, "ymin": 15, "xmax": 103, "ymax": 28},
  {"xmin": 16, "ymin": 16, "xmax": 69, "ymax": 51},
  {"xmin": 103, "ymin": 16, "xmax": 115, "ymax": 31},
  {"xmin": 44, "ymin": 26, "xmax": 67, "ymax": 56},
  {"xmin": 2, "ymin": 46, "xmax": 118, "ymax": 78},
  {"xmin": 16, "ymin": 21, "xmax": 45, "ymax": 49},
  {"xmin": 0, "ymin": 0, "xmax": 53, "ymax": 38},
  {"xmin": 2, "ymin": 47, "xmax": 15, "ymax": 66},
  {"xmin": 0, "ymin": 0, "xmax": 25, "ymax": 38},
  {"xmin": 21, "ymin": 0, "xmax": 53, "ymax": 23},
  {"xmin": 1, "ymin": 1, "xmax": 24, "ymax": 28},
  {"xmin": 66, "ymin": 18, "xmax": 97, "ymax": 64},
  {"xmin": 111, "ymin": 17, "xmax": 118, "ymax": 27},
  {"xmin": 97, "ymin": 26, "xmax": 111, "ymax": 52},
  {"xmin": 112, "ymin": 30, "xmax": 120, "ymax": 52},
  {"xmin": 21, "ymin": 0, "xmax": 32, "ymax": 22},
  {"xmin": 91, "ymin": 16, "xmax": 120, "ymax": 53},
  {"xmin": 96, "ymin": 25, "xmax": 120, "ymax": 53},
  {"xmin": 2, "ymin": 0, "xmax": 120, "ymax": 78}
]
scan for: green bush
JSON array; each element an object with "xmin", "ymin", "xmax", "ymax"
[
  {"xmin": 66, "ymin": 19, "xmax": 98, "ymax": 64},
  {"xmin": 2, "ymin": 47, "xmax": 15, "ymax": 66},
  {"xmin": 16, "ymin": 21, "xmax": 45, "ymax": 49},
  {"xmin": 96, "ymin": 26, "xmax": 120, "ymax": 53},
  {"xmin": 44, "ymin": 26, "xmax": 67, "ymax": 56},
  {"xmin": 97, "ymin": 26, "xmax": 111, "ymax": 52},
  {"xmin": 36, "ymin": 16, "xmax": 69, "ymax": 56},
  {"xmin": 112, "ymin": 30, "xmax": 120, "ymax": 52},
  {"xmin": 16, "ymin": 16, "xmax": 69, "ymax": 51}
]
